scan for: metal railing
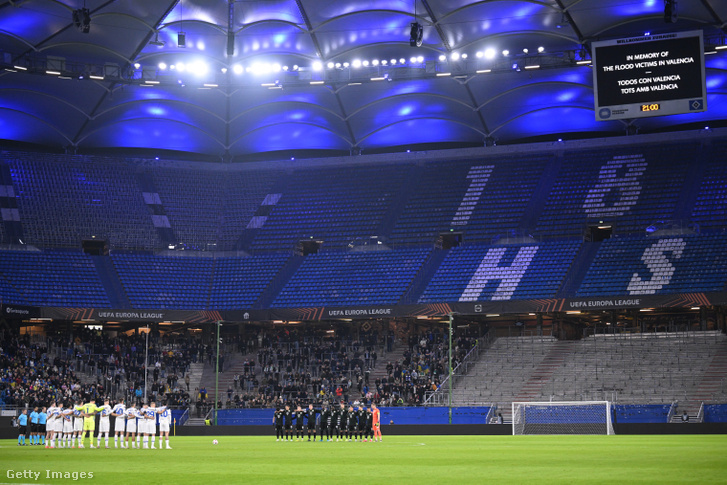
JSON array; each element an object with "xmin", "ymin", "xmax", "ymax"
[
  {"xmin": 484, "ymin": 404, "xmax": 495, "ymax": 424},
  {"xmin": 422, "ymin": 332, "xmax": 495, "ymax": 406},
  {"xmin": 696, "ymin": 402, "xmax": 705, "ymax": 423},
  {"xmin": 667, "ymin": 401, "xmax": 678, "ymax": 423},
  {"xmin": 585, "ymin": 326, "xmax": 723, "ymax": 339},
  {"xmin": 181, "ymin": 408, "xmax": 190, "ymax": 425},
  {"xmin": 0, "ymin": 405, "xmax": 24, "ymax": 413}
]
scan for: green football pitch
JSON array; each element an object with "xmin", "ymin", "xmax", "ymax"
[{"xmin": 1, "ymin": 435, "xmax": 726, "ymax": 484}]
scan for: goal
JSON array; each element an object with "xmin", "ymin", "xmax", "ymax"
[{"xmin": 512, "ymin": 401, "xmax": 614, "ymax": 435}]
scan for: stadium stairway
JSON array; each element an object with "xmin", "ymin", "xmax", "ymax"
[
  {"xmin": 518, "ymin": 154, "xmax": 562, "ymax": 232},
  {"xmin": 196, "ymin": 350, "xmax": 258, "ymax": 404},
  {"xmin": 368, "ymin": 344, "xmax": 408, "ymax": 385},
  {"xmin": 136, "ymin": 170, "xmax": 177, "ymax": 247},
  {"xmin": 556, "ymin": 241, "xmax": 600, "ymax": 298},
  {"xmin": 216, "ymin": 350, "xmax": 260, "ymax": 399},
  {"xmin": 0, "ymin": 163, "xmax": 24, "ymax": 245},
  {"xmin": 186, "ymin": 417, "xmax": 206, "ymax": 426},
  {"xmin": 400, "ymin": 248, "xmax": 450, "ymax": 304},
  {"xmin": 253, "ymin": 255, "xmax": 303, "ymax": 309},
  {"xmin": 375, "ymin": 164, "xmax": 420, "ymax": 238},
  {"xmin": 448, "ymin": 336, "xmax": 560, "ymax": 421},
  {"xmin": 91, "ymin": 255, "xmax": 130, "ymax": 308},
  {"xmin": 675, "ymin": 336, "xmax": 727, "ymax": 421},
  {"xmin": 235, "ymin": 176, "xmax": 290, "ymax": 252},
  {"xmin": 186, "ymin": 362, "xmax": 204, "ymax": 396},
  {"xmin": 512, "ymin": 340, "xmax": 575, "ymax": 402}
]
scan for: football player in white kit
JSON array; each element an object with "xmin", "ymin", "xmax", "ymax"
[
  {"xmin": 61, "ymin": 404, "xmax": 74, "ymax": 448},
  {"xmin": 140, "ymin": 403, "xmax": 154, "ymax": 449},
  {"xmin": 111, "ymin": 399, "xmax": 126, "ymax": 448},
  {"xmin": 96, "ymin": 399, "xmax": 113, "ymax": 449},
  {"xmin": 124, "ymin": 404, "xmax": 139, "ymax": 449},
  {"xmin": 52, "ymin": 403, "xmax": 64, "ymax": 448},
  {"xmin": 147, "ymin": 403, "xmax": 159, "ymax": 449},
  {"xmin": 45, "ymin": 401, "xmax": 57, "ymax": 448},
  {"xmin": 135, "ymin": 405, "xmax": 145, "ymax": 448},
  {"xmin": 157, "ymin": 402, "xmax": 172, "ymax": 449},
  {"xmin": 72, "ymin": 400, "xmax": 84, "ymax": 448}
]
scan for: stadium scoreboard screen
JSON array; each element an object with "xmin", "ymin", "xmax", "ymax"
[{"xmin": 592, "ymin": 30, "xmax": 706, "ymax": 121}]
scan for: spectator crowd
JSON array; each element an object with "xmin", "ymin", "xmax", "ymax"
[{"xmin": 1, "ymin": 324, "xmax": 481, "ymax": 415}]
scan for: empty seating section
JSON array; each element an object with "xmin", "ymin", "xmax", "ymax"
[
  {"xmin": 704, "ymin": 404, "xmax": 727, "ymax": 423},
  {"xmin": 272, "ymin": 248, "xmax": 431, "ymax": 307},
  {"xmin": 0, "ymin": 274, "xmax": 26, "ymax": 304},
  {"xmin": 464, "ymin": 156, "xmax": 549, "ymax": 242},
  {"xmin": 249, "ymin": 164, "xmax": 407, "ymax": 253},
  {"xmin": 450, "ymin": 336, "xmax": 559, "ymax": 409},
  {"xmin": 577, "ymin": 234, "xmax": 727, "ymax": 297},
  {"xmin": 210, "ymin": 254, "xmax": 290, "ymax": 309},
  {"xmin": 546, "ymin": 333, "xmax": 726, "ymax": 404},
  {"xmin": 391, "ymin": 156, "xmax": 548, "ymax": 245},
  {"xmin": 148, "ymin": 167, "xmax": 227, "ymax": 251},
  {"xmin": 419, "ymin": 241, "xmax": 581, "ymax": 303},
  {"xmin": 0, "ymin": 140, "xmax": 724, "ymax": 312},
  {"xmin": 535, "ymin": 143, "xmax": 694, "ymax": 238},
  {"xmin": 0, "ymin": 250, "xmax": 110, "ymax": 307},
  {"xmin": 691, "ymin": 142, "xmax": 727, "ymax": 230},
  {"xmin": 112, "ymin": 254, "xmax": 213, "ymax": 309},
  {"xmin": 218, "ymin": 169, "xmax": 282, "ymax": 250},
  {"xmin": 612, "ymin": 404, "xmax": 670, "ymax": 423},
  {"xmin": 390, "ymin": 161, "xmax": 474, "ymax": 245},
  {"xmin": 450, "ymin": 332, "xmax": 727, "ymax": 409},
  {"xmin": 5, "ymin": 153, "xmax": 158, "ymax": 249}
]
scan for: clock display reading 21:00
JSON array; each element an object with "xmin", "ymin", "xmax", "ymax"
[{"xmin": 640, "ymin": 103, "xmax": 660, "ymax": 112}]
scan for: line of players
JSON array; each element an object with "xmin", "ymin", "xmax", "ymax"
[
  {"xmin": 22, "ymin": 398, "xmax": 173, "ymax": 450},
  {"xmin": 274, "ymin": 402, "xmax": 382, "ymax": 442}
]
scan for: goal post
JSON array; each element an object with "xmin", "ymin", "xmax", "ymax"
[{"xmin": 512, "ymin": 401, "xmax": 614, "ymax": 435}]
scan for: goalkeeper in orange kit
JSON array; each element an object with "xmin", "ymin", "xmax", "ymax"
[{"xmin": 371, "ymin": 403, "xmax": 382, "ymax": 442}]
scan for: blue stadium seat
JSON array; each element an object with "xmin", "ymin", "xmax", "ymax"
[
  {"xmin": 211, "ymin": 254, "xmax": 290, "ymax": 309},
  {"xmin": 612, "ymin": 404, "xmax": 671, "ymax": 423},
  {"xmin": 535, "ymin": 143, "xmax": 695, "ymax": 238},
  {"xmin": 0, "ymin": 250, "xmax": 111, "ymax": 307},
  {"xmin": 112, "ymin": 254, "xmax": 214, "ymax": 310},
  {"xmin": 419, "ymin": 241, "xmax": 580, "ymax": 302},
  {"xmin": 249, "ymin": 164, "xmax": 409, "ymax": 252},
  {"xmin": 391, "ymin": 155, "xmax": 549, "ymax": 245},
  {"xmin": 272, "ymin": 248, "xmax": 431, "ymax": 307},
  {"xmin": 577, "ymin": 234, "xmax": 727, "ymax": 297},
  {"xmin": 703, "ymin": 404, "xmax": 727, "ymax": 423},
  {"xmin": 5, "ymin": 153, "xmax": 159, "ymax": 250}
]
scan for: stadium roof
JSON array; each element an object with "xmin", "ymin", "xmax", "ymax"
[{"xmin": 0, "ymin": 0, "xmax": 725, "ymax": 161}]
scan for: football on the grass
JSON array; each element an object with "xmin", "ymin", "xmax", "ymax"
[{"xmin": 212, "ymin": 439, "xmax": 218, "ymax": 445}]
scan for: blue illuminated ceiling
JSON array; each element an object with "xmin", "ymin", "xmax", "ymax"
[{"xmin": 0, "ymin": 0, "xmax": 725, "ymax": 161}]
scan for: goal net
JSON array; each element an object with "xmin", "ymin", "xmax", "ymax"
[{"xmin": 512, "ymin": 401, "xmax": 614, "ymax": 435}]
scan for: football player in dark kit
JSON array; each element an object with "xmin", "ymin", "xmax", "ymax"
[
  {"xmin": 356, "ymin": 404, "xmax": 368, "ymax": 441},
  {"xmin": 363, "ymin": 406, "xmax": 374, "ymax": 442},
  {"xmin": 319, "ymin": 403, "xmax": 332, "ymax": 441},
  {"xmin": 306, "ymin": 404, "xmax": 318, "ymax": 442},
  {"xmin": 335, "ymin": 402, "xmax": 346, "ymax": 442},
  {"xmin": 346, "ymin": 406, "xmax": 358, "ymax": 441},
  {"xmin": 294, "ymin": 405, "xmax": 306, "ymax": 441},
  {"xmin": 283, "ymin": 404, "xmax": 294, "ymax": 441},
  {"xmin": 273, "ymin": 407, "xmax": 284, "ymax": 441}
]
